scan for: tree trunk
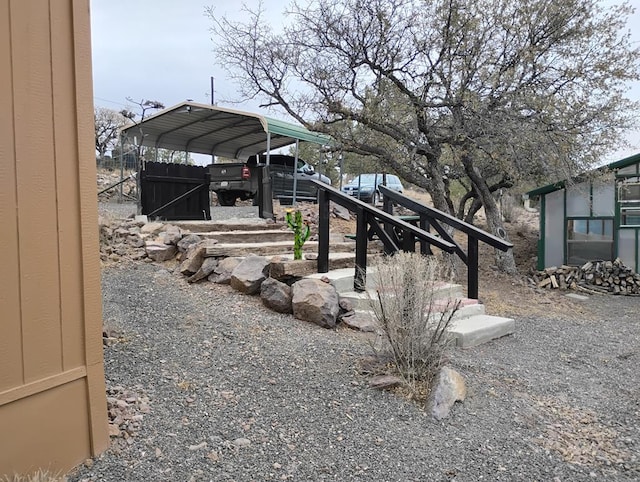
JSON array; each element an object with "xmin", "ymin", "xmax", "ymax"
[{"xmin": 461, "ymin": 153, "xmax": 518, "ymax": 274}]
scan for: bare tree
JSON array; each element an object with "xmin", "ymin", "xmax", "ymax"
[
  {"xmin": 209, "ymin": 0, "xmax": 639, "ymax": 273},
  {"xmin": 94, "ymin": 107, "xmax": 128, "ymax": 162}
]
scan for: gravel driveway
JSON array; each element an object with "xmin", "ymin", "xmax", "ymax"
[{"xmin": 68, "ymin": 257, "xmax": 640, "ymax": 481}]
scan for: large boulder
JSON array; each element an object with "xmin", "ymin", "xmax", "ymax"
[
  {"xmin": 291, "ymin": 279, "xmax": 340, "ymax": 329},
  {"xmin": 208, "ymin": 257, "xmax": 242, "ymax": 284},
  {"xmin": 260, "ymin": 277, "xmax": 293, "ymax": 313},
  {"xmin": 230, "ymin": 255, "xmax": 270, "ymax": 295},
  {"xmin": 426, "ymin": 366, "xmax": 466, "ymax": 420},
  {"xmin": 145, "ymin": 241, "xmax": 177, "ymax": 262}
]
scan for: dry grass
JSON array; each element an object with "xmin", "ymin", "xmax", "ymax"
[
  {"xmin": 369, "ymin": 252, "xmax": 459, "ymax": 394},
  {"xmin": 1, "ymin": 471, "xmax": 67, "ymax": 482}
]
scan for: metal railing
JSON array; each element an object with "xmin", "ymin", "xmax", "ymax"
[{"xmin": 311, "ymin": 180, "xmax": 513, "ymax": 299}]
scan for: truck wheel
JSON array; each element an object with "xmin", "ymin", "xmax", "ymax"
[{"xmin": 217, "ymin": 192, "xmax": 236, "ymax": 206}]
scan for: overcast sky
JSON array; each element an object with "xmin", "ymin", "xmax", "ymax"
[{"xmin": 90, "ymin": 0, "xmax": 640, "ymax": 161}]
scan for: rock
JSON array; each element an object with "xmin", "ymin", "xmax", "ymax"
[
  {"xmin": 188, "ymin": 441, "xmax": 207, "ymax": 451},
  {"xmin": 338, "ymin": 298, "xmax": 354, "ymax": 312},
  {"xmin": 332, "ymin": 203, "xmax": 351, "ymax": 220},
  {"xmin": 304, "ymin": 253, "xmax": 318, "ymax": 260},
  {"xmin": 369, "ymin": 374, "xmax": 402, "ymax": 390},
  {"xmin": 145, "ymin": 241, "xmax": 177, "ymax": 262},
  {"xmin": 179, "ymin": 241, "xmax": 209, "ymax": 276},
  {"xmin": 260, "ymin": 278, "xmax": 293, "ymax": 313},
  {"xmin": 230, "ymin": 255, "xmax": 271, "ymax": 295},
  {"xmin": 188, "ymin": 257, "xmax": 219, "ymax": 283},
  {"xmin": 427, "ymin": 366, "xmax": 466, "ymax": 420},
  {"xmin": 177, "ymin": 233, "xmax": 202, "ymax": 253},
  {"xmin": 341, "ymin": 312, "xmax": 377, "ymax": 332},
  {"xmin": 209, "ymin": 257, "xmax": 242, "ymax": 284},
  {"xmin": 291, "ymin": 278, "xmax": 340, "ymax": 329},
  {"xmin": 157, "ymin": 224, "xmax": 182, "ymax": 245},
  {"xmin": 108, "ymin": 423, "xmax": 121, "ymax": 437},
  {"xmin": 233, "ymin": 438, "xmax": 251, "ymax": 447},
  {"xmin": 127, "ymin": 234, "xmax": 145, "ymax": 248},
  {"xmin": 140, "ymin": 221, "xmax": 165, "ymax": 235}
]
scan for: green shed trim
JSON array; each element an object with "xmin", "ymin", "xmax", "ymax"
[{"xmin": 526, "ymin": 152, "xmax": 640, "ymax": 198}]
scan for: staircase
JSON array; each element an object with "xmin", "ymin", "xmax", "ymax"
[
  {"xmin": 171, "ymin": 218, "xmax": 515, "ymax": 348},
  {"xmin": 305, "ymin": 267, "xmax": 515, "ymax": 349}
]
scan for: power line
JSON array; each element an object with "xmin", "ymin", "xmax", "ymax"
[{"xmin": 93, "ymin": 96, "xmax": 128, "ymax": 107}]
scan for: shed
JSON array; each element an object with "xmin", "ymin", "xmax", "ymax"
[{"xmin": 525, "ymin": 153, "xmax": 640, "ymax": 272}]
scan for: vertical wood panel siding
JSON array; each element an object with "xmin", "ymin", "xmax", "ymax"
[
  {"xmin": 0, "ymin": 0, "xmax": 108, "ymax": 474},
  {"xmin": 11, "ymin": 0, "xmax": 64, "ymax": 383},
  {"xmin": 0, "ymin": 0, "xmax": 24, "ymax": 392}
]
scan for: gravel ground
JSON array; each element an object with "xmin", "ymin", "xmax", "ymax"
[
  {"xmin": 68, "ymin": 258, "xmax": 640, "ymax": 481},
  {"xmin": 97, "ymin": 202, "xmax": 260, "ymax": 222},
  {"xmin": 74, "ymin": 201, "xmax": 640, "ymax": 481}
]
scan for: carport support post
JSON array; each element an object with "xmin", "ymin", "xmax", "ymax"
[
  {"xmin": 119, "ymin": 132, "xmax": 124, "ymax": 203},
  {"xmin": 292, "ymin": 139, "xmax": 299, "ymax": 206},
  {"xmin": 317, "ymin": 189, "xmax": 330, "ymax": 273}
]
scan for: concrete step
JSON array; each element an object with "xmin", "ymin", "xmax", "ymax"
[
  {"xmin": 170, "ymin": 219, "xmax": 284, "ymax": 233},
  {"xmin": 448, "ymin": 315, "xmax": 515, "ymax": 349},
  {"xmin": 341, "ymin": 296, "xmax": 483, "ymax": 319},
  {"xmin": 343, "ymin": 310, "xmax": 513, "ymax": 349},
  {"xmin": 337, "ymin": 282, "xmax": 465, "ymax": 310},
  {"xmin": 205, "ymin": 240, "xmax": 357, "ymax": 257},
  {"xmin": 197, "ymin": 229, "xmax": 294, "ymax": 243},
  {"xmin": 305, "ymin": 267, "xmax": 378, "ymax": 292}
]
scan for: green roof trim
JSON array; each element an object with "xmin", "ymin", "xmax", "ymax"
[
  {"xmin": 525, "ymin": 181, "xmax": 567, "ymax": 197},
  {"xmin": 264, "ymin": 117, "xmax": 332, "ymax": 146},
  {"xmin": 525, "ymin": 152, "xmax": 640, "ymax": 198}
]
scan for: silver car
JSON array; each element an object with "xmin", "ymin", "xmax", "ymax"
[{"xmin": 341, "ymin": 173, "xmax": 404, "ymax": 203}]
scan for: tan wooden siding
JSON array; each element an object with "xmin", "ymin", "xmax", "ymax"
[{"xmin": 0, "ymin": 0, "xmax": 108, "ymax": 475}]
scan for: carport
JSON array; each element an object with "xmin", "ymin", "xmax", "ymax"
[{"xmin": 118, "ymin": 101, "xmax": 330, "ymax": 220}]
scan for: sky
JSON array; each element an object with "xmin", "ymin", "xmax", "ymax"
[{"xmin": 90, "ymin": 0, "xmax": 640, "ymax": 162}]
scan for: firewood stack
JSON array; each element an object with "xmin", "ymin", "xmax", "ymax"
[{"xmin": 532, "ymin": 258, "xmax": 640, "ymax": 295}]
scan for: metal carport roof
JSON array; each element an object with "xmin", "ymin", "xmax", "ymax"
[{"xmin": 119, "ymin": 101, "xmax": 331, "ymax": 160}]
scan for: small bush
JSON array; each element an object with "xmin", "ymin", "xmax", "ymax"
[{"xmin": 370, "ymin": 252, "xmax": 459, "ymax": 391}]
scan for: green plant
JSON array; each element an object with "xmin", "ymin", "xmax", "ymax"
[
  {"xmin": 285, "ymin": 209, "xmax": 311, "ymax": 260},
  {"xmin": 369, "ymin": 252, "xmax": 459, "ymax": 392}
]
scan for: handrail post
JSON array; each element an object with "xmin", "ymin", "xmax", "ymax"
[
  {"xmin": 419, "ymin": 214, "xmax": 432, "ymax": 255},
  {"xmin": 468, "ymin": 236, "xmax": 479, "ymax": 299},
  {"xmin": 318, "ymin": 189, "xmax": 330, "ymax": 273},
  {"xmin": 354, "ymin": 207, "xmax": 368, "ymax": 291}
]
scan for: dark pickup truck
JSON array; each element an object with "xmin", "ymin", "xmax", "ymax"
[{"xmin": 209, "ymin": 155, "xmax": 331, "ymax": 206}]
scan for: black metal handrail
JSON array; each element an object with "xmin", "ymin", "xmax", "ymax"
[
  {"xmin": 379, "ymin": 185, "xmax": 513, "ymax": 299},
  {"xmin": 311, "ymin": 180, "xmax": 456, "ymax": 291}
]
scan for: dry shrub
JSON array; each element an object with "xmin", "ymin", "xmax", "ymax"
[
  {"xmin": 2, "ymin": 471, "xmax": 67, "ymax": 482},
  {"xmin": 370, "ymin": 252, "xmax": 459, "ymax": 390}
]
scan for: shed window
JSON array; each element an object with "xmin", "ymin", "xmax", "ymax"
[
  {"xmin": 619, "ymin": 180, "xmax": 640, "ymax": 227},
  {"xmin": 567, "ymin": 218, "xmax": 614, "ymax": 265}
]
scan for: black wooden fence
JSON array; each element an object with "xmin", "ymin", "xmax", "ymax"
[{"xmin": 140, "ymin": 162, "xmax": 211, "ymax": 220}]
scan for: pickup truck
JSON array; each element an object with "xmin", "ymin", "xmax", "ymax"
[{"xmin": 209, "ymin": 155, "xmax": 331, "ymax": 206}]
